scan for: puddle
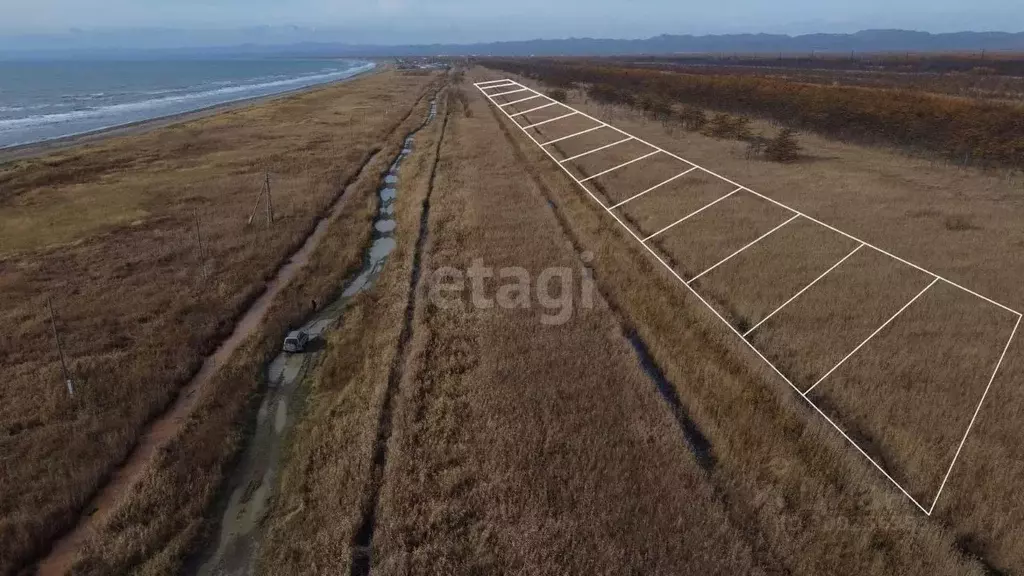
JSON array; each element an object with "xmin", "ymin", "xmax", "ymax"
[{"xmin": 194, "ymin": 97, "xmax": 438, "ymax": 576}]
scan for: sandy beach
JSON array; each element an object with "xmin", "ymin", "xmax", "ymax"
[{"xmin": 0, "ymin": 60, "xmax": 383, "ymax": 164}]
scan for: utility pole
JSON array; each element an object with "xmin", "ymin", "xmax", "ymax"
[
  {"xmin": 265, "ymin": 171, "xmax": 274, "ymax": 226},
  {"xmin": 47, "ymin": 298, "xmax": 74, "ymax": 398},
  {"xmin": 248, "ymin": 185, "xmax": 264, "ymax": 225},
  {"xmin": 193, "ymin": 208, "xmax": 206, "ymax": 281},
  {"xmin": 247, "ymin": 172, "xmax": 274, "ymax": 226}
]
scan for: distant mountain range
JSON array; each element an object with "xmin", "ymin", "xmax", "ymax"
[
  {"xmin": 371, "ymin": 29, "xmax": 1024, "ymax": 57},
  {"xmin": 3, "ymin": 29, "xmax": 1024, "ymax": 59}
]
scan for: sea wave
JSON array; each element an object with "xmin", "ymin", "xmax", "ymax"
[
  {"xmin": 0, "ymin": 102, "xmax": 55, "ymax": 114},
  {"xmin": 0, "ymin": 62, "xmax": 375, "ymax": 133}
]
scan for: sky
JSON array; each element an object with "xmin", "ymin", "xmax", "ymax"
[{"xmin": 0, "ymin": 0, "xmax": 1021, "ymax": 45}]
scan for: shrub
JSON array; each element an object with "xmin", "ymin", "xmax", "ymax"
[
  {"xmin": 731, "ymin": 116, "xmax": 753, "ymax": 140},
  {"xmin": 705, "ymin": 113, "xmax": 734, "ymax": 138},
  {"xmin": 765, "ymin": 128, "xmax": 801, "ymax": 162},
  {"xmin": 704, "ymin": 113, "xmax": 753, "ymax": 140},
  {"xmin": 745, "ymin": 135, "xmax": 770, "ymax": 159},
  {"xmin": 649, "ymin": 100, "xmax": 673, "ymax": 124},
  {"xmin": 944, "ymin": 215, "xmax": 980, "ymax": 231},
  {"xmin": 448, "ymin": 88, "xmax": 472, "ymax": 118},
  {"xmin": 547, "ymin": 89, "xmax": 568, "ymax": 103},
  {"xmin": 678, "ymin": 106, "xmax": 708, "ymax": 131},
  {"xmin": 586, "ymin": 84, "xmax": 633, "ymax": 108}
]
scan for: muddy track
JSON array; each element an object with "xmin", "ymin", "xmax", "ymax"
[
  {"xmin": 190, "ymin": 88, "xmax": 444, "ymax": 576},
  {"xmin": 483, "ymin": 97, "xmax": 793, "ymax": 575},
  {"xmin": 350, "ymin": 88, "xmax": 452, "ymax": 576},
  {"xmin": 34, "ymin": 81, "xmax": 442, "ymax": 576}
]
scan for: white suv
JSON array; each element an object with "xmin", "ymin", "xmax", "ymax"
[{"xmin": 282, "ymin": 329, "xmax": 309, "ymax": 353}]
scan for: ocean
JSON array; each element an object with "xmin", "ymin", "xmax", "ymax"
[{"xmin": 0, "ymin": 58, "xmax": 375, "ymax": 149}]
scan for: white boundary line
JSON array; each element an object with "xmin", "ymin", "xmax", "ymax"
[
  {"xmin": 688, "ymin": 214, "xmax": 801, "ymax": 284},
  {"xmin": 476, "ymin": 79, "xmax": 512, "ymax": 86},
  {"xmin": 475, "ymin": 79, "xmax": 1021, "ymax": 515},
  {"xmin": 509, "ymin": 101, "xmax": 557, "ymax": 116},
  {"xmin": 501, "ymin": 94, "xmax": 545, "ymax": 108},
  {"xmin": 540, "ymin": 124, "xmax": 606, "ymax": 146},
  {"xmin": 480, "ymin": 82, "xmax": 517, "ymax": 91},
  {"xmin": 643, "ymin": 187, "xmax": 741, "ymax": 242},
  {"xmin": 745, "ymin": 244, "xmax": 865, "ymax": 337},
  {"xmin": 521, "ymin": 111, "xmax": 579, "ymax": 130},
  {"xmin": 928, "ymin": 314, "xmax": 1021, "ymax": 514},
  {"xmin": 490, "ymin": 87, "xmax": 530, "ymax": 98},
  {"xmin": 560, "ymin": 136, "xmax": 634, "ymax": 163},
  {"xmin": 580, "ymin": 150, "xmax": 661, "ymax": 183},
  {"xmin": 609, "ymin": 166, "xmax": 699, "ymax": 210},
  {"xmin": 804, "ymin": 277, "xmax": 940, "ymax": 395}
]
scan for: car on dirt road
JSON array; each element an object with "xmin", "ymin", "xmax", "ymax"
[{"xmin": 282, "ymin": 329, "xmax": 309, "ymax": 353}]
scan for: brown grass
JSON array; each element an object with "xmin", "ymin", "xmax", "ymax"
[
  {"xmin": 0, "ymin": 70, "xmax": 439, "ymax": 576},
  {"xmin": 369, "ymin": 71, "xmax": 767, "ymax": 575},
  {"xmin": 68, "ymin": 85, "xmax": 446, "ymax": 575},
  {"xmin": 807, "ymin": 280, "xmax": 1016, "ymax": 503},
  {"xmin": 473, "ymin": 66, "xmax": 1024, "ymax": 572}
]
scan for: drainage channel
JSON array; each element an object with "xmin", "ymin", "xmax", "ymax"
[{"xmin": 193, "ymin": 97, "xmax": 438, "ymax": 576}]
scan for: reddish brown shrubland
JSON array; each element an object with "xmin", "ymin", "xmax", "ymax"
[{"xmin": 482, "ymin": 58, "xmax": 1024, "ymax": 167}]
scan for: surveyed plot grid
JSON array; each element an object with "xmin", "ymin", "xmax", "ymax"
[{"xmin": 475, "ymin": 78, "xmax": 1023, "ymax": 515}]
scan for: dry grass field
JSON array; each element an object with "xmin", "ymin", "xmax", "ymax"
[
  {"xmin": 257, "ymin": 80, "xmax": 765, "ymax": 574},
  {"xmin": 472, "ymin": 65, "xmax": 1024, "ymax": 573},
  {"xmin": 0, "ymin": 69, "xmax": 440, "ymax": 575},
  {"xmin": 372, "ymin": 79, "xmax": 762, "ymax": 575},
  {"xmin": 6, "ymin": 56, "xmax": 1024, "ymax": 576}
]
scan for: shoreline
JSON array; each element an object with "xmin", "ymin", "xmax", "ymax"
[{"xmin": 0, "ymin": 61, "xmax": 383, "ymax": 164}]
